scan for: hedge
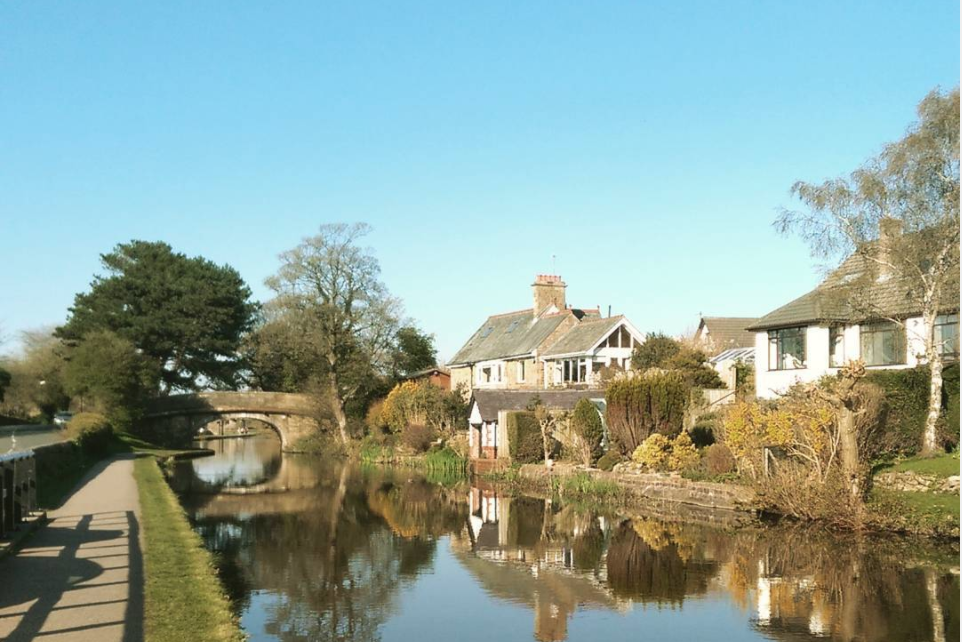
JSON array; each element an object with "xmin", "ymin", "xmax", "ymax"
[
  {"xmin": 605, "ymin": 372, "xmax": 688, "ymax": 456},
  {"xmin": 864, "ymin": 363, "xmax": 960, "ymax": 454},
  {"xmin": 506, "ymin": 411, "xmax": 543, "ymax": 463},
  {"xmin": 67, "ymin": 412, "xmax": 115, "ymax": 456}
]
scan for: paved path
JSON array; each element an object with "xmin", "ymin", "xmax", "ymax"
[{"xmin": 0, "ymin": 455, "xmax": 143, "ymax": 641}]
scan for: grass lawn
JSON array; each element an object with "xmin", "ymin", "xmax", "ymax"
[
  {"xmin": 133, "ymin": 457, "xmax": 244, "ymax": 642},
  {"xmin": 886, "ymin": 452, "xmax": 961, "ymax": 478}
]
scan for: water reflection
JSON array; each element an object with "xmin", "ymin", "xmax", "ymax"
[
  {"xmin": 171, "ymin": 452, "xmax": 960, "ymax": 642},
  {"xmin": 179, "ymin": 435, "xmax": 283, "ymax": 489}
]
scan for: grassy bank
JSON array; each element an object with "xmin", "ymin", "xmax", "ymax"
[
  {"xmin": 867, "ymin": 452, "xmax": 960, "ymax": 538},
  {"xmin": 481, "ymin": 465, "xmax": 637, "ymax": 511},
  {"xmin": 133, "ymin": 457, "xmax": 244, "ymax": 642}
]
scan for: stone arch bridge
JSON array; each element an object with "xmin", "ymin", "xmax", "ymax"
[{"xmin": 142, "ymin": 391, "xmax": 319, "ymax": 451}]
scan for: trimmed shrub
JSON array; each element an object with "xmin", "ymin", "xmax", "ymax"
[
  {"xmin": 864, "ymin": 364, "xmax": 960, "ymax": 454},
  {"xmin": 631, "ymin": 433, "xmax": 672, "ymax": 470},
  {"xmin": 401, "ymin": 423, "xmax": 436, "ymax": 453},
  {"xmin": 667, "ymin": 433, "xmax": 699, "ymax": 471},
  {"xmin": 506, "ymin": 411, "xmax": 543, "ymax": 463},
  {"xmin": 605, "ymin": 371, "xmax": 689, "ymax": 456},
  {"xmin": 67, "ymin": 412, "xmax": 114, "ymax": 455},
  {"xmin": 689, "ymin": 412, "xmax": 717, "ymax": 448},
  {"xmin": 864, "ymin": 367, "xmax": 929, "ymax": 454},
  {"xmin": 570, "ymin": 398, "xmax": 605, "ymax": 466},
  {"xmin": 596, "ymin": 450, "xmax": 623, "ymax": 472},
  {"xmin": 702, "ymin": 443, "xmax": 736, "ymax": 476}
]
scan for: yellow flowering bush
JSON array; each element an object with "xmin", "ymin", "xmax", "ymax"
[{"xmin": 631, "ymin": 433, "xmax": 671, "ymax": 469}]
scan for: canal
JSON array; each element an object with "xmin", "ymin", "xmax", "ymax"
[{"xmin": 171, "ymin": 435, "xmax": 960, "ymax": 642}]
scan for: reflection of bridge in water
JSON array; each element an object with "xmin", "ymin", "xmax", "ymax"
[{"xmin": 171, "ymin": 440, "xmax": 340, "ymax": 519}]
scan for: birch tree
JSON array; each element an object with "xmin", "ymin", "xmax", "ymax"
[{"xmin": 776, "ymin": 87, "xmax": 960, "ymax": 456}]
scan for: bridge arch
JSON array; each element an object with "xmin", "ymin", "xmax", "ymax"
[{"xmin": 141, "ymin": 391, "xmax": 320, "ymax": 451}]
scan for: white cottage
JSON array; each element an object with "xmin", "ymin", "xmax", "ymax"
[{"xmin": 750, "ymin": 224, "xmax": 959, "ymax": 398}]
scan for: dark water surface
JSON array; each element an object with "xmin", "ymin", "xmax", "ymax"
[{"xmin": 171, "ymin": 436, "xmax": 960, "ymax": 642}]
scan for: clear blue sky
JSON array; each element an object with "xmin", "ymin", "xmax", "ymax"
[{"xmin": 1, "ymin": 1, "xmax": 958, "ymax": 360}]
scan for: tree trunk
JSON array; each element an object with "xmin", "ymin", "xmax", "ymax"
[
  {"xmin": 838, "ymin": 406, "xmax": 862, "ymax": 500},
  {"xmin": 922, "ymin": 353, "xmax": 944, "ymax": 456},
  {"xmin": 541, "ymin": 424, "xmax": 552, "ymax": 468},
  {"xmin": 328, "ymin": 377, "xmax": 350, "ymax": 444}
]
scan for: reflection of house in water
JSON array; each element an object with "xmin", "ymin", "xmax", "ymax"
[
  {"xmin": 461, "ymin": 486, "xmax": 627, "ymax": 641},
  {"xmin": 754, "ymin": 559, "xmax": 832, "ymax": 638},
  {"xmin": 745, "ymin": 540, "xmax": 959, "ymax": 642}
]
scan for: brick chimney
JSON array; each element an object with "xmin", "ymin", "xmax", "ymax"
[
  {"xmin": 878, "ymin": 217, "xmax": 903, "ymax": 278},
  {"xmin": 532, "ymin": 274, "xmax": 566, "ymax": 316}
]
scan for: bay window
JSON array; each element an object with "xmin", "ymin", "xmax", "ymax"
[{"xmin": 768, "ymin": 327, "xmax": 806, "ymax": 370}]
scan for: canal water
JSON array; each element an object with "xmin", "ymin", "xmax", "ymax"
[{"xmin": 172, "ymin": 435, "xmax": 960, "ymax": 642}]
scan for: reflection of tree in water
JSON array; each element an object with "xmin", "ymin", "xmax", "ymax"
[
  {"xmin": 605, "ymin": 519, "xmax": 717, "ymax": 604},
  {"xmin": 366, "ymin": 478, "xmax": 467, "ymax": 539},
  {"xmin": 192, "ymin": 465, "xmax": 468, "ymax": 642}
]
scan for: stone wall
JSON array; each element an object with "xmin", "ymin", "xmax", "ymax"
[
  {"xmin": 874, "ymin": 470, "xmax": 960, "ymax": 494},
  {"xmin": 518, "ymin": 463, "xmax": 756, "ymax": 512}
]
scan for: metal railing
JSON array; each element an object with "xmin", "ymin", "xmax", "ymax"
[{"xmin": 0, "ymin": 451, "xmax": 37, "ymax": 538}]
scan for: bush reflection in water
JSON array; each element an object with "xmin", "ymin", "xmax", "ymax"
[{"xmin": 173, "ymin": 454, "xmax": 959, "ymax": 642}]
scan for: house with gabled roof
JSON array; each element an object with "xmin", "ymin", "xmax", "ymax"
[
  {"xmin": 448, "ymin": 274, "xmax": 643, "ymax": 461},
  {"xmin": 749, "ymin": 221, "xmax": 959, "ymax": 398},
  {"xmin": 693, "ymin": 317, "xmax": 758, "ymax": 357},
  {"xmin": 447, "ymin": 274, "xmax": 644, "ymax": 394}
]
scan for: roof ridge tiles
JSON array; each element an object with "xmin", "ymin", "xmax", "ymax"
[{"xmin": 486, "ymin": 308, "xmax": 535, "ymax": 319}]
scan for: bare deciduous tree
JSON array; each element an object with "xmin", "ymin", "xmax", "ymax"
[{"xmin": 265, "ymin": 223, "xmax": 401, "ymax": 444}]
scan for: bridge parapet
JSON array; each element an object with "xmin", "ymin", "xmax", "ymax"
[
  {"xmin": 144, "ymin": 391, "xmax": 316, "ymax": 418},
  {"xmin": 140, "ymin": 391, "xmax": 319, "ymax": 451}
]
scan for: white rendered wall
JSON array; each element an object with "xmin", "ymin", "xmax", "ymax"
[{"xmin": 755, "ymin": 316, "xmax": 930, "ymax": 399}]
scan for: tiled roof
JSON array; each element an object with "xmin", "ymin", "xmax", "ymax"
[
  {"xmin": 447, "ymin": 310, "xmax": 568, "ymax": 366},
  {"xmin": 541, "ymin": 316, "xmax": 624, "ymax": 357},
  {"xmin": 749, "ymin": 246, "xmax": 960, "ymax": 331},
  {"xmin": 470, "ymin": 389, "xmax": 602, "ymax": 422},
  {"xmin": 699, "ymin": 317, "xmax": 758, "ymax": 352}
]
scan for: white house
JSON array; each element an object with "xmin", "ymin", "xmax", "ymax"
[{"xmin": 750, "ymin": 225, "xmax": 959, "ymax": 398}]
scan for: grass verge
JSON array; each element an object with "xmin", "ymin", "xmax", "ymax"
[
  {"xmin": 867, "ymin": 488, "xmax": 960, "ymax": 538},
  {"xmin": 133, "ymin": 457, "xmax": 245, "ymax": 642}
]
